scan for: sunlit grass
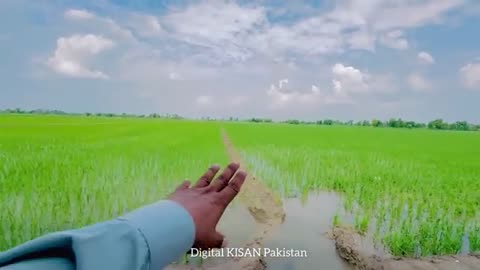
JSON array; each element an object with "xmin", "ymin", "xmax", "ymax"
[{"xmin": 0, "ymin": 114, "xmax": 227, "ymax": 251}]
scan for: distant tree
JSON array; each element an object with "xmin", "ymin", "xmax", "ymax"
[
  {"xmin": 415, "ymin": 122, "xmax": 426, "ymax": 128},
  {"xmin": 428, "ymin": 119, "xmax": 448, "ymax": 130},
  {"xmin": 371, "ymin": 119, "xmax": 383, "ymax": 127},
  {"xmin": 286, "ymin": 119, "xmax": 300, "ymax": 125},
  {"xmin": 362, "ymin": 120, "xmax": 370, "ymax": 126},
  {"xmin": 449, "ymin": 121, "xmax": 470, "ymax": 131},
  {"xmin": 404, "ymin": 121, "xmax": 416, "ymax": 129},
  {"xmin": 387, "ymin": 118, "xmax": 406, "ymax": 128},
  {"xmin": 316, "ymin": 120, "xmax": 323, "ymax": 125},
  {"xmin": 323, "ymin": 119, "xmax": 334, "ymax": 125}
]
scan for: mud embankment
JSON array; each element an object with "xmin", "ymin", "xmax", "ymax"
[
  {"xmin": 333, "ymin": 226, "xmax": 480, "ymax": 270},
  {"xmin": 211, "ymin": 130, "xmax": 286, "ymax": 269},
  {"xmin": 166, "ymin": 131, "xmax": 286, "ymax": 270}
]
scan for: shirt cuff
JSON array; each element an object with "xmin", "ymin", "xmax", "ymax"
[{"xmin": 120, "ymin": 200, "xmax": 195, "ymax": 269}]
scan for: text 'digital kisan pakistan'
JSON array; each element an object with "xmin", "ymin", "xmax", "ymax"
[{"xmin": 190, "ymin": 248, "xmax": 308, "ymax": 259}]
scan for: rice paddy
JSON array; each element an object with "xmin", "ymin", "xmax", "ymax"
[
  {"xmin": 224, "ymin": 123, "xmax": 480, "ymax": 257},
  {"xmin": 1, "ymin": 114, "xmax": 479, "ymax": 259},
  {"xmin": 0, "ymin": 114, "xmax": 227, "ymax": 250}
]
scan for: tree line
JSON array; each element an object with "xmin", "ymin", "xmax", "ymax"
[
  {"xmin": 1, "ymin": 108, "xmax": 479, "ymax": 132},
  {"xmin": 0, "ymin": 108, "xmax": 184, "ymax": 120},
  {"xmin": 243, "ymin": 118, "xmax": 480, "ymax": 131}
]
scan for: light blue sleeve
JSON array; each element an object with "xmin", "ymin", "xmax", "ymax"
[{"xmin": 0, "ymin": 200, "xmax": 195, "ymax": 270}]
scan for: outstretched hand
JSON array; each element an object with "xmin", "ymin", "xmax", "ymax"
[{"xmin": 168, "ymin": 163, "xmax": 247, "ymax": 250}]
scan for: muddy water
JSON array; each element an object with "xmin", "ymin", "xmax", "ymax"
[{"xmin": 213, "ymin": 192, "xmax": 352, "ymax": 270}]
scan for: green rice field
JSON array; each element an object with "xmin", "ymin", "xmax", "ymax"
[{"xmin": 1, "ymin": 114, "xmax": 479, "ymax": 257}]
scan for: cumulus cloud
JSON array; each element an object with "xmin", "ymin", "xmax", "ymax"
[
  {"xmin": 265, "ymin": 62, "xmax": 401, "ymax": 110},
  {"xmin": 267, "ymin": 79, "xmax": 326, "ymax": 107},
  {"xmin": 408, "ymin": 73, "xmax": 432, "ymax": 91},
  {"xmin": 418, "ymin": 51, "xmax": 435, "ymax": 64},
  {"xmin": 47, "ymin": 34, "xmax": 114, "ymax": 79},
  {"xmin": 38, "ymin": 1, "xmax": 469, "ymax": 118},
  {"xmin": 332, "ymin": 64, "xmax": 370, "ymax": 94},
  {"xmin": 460, "ymin": 63, "xmax": 480, "ymax": 89},
  {"xmin": 64, "ymin": 9, "xmax": 95, "ymax": 20}
]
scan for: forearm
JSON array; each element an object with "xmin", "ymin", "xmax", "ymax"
[{"xmin": 0, "ymin": 200, "xmax": 195, "ymax": 270}]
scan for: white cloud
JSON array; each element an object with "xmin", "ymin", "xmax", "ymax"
[
  {"xmin": 265, "ymin": 63, "xmax": 399, "ymax": 109},
  {"xmin": 460, "ymin": 63, "xmax": 480, "ymax": 89},
  {"xmin": 408, "ymin": 73, "xmax": 432, "ymax": 91},
  {"xmin": 379, "ymin": 30, "xmax": 409, "ymax": 50},
  {"xmin": 267, "ymin": 79, "xmax": 324, "ymax": 107},
  {"xmin": 418, "ymin": 51, "xmax": 435, "ymax": 64},
  {"xmin": 64, "ymin": 9, "xmax": 95, "ymax": 20},
  {"xmin": 332, "ymin": 63, "xmax": 370, "ymax": 94},
  {"xmin": 347, "ymin": 30, "xmax": 376, "ymax": 51},
  {"xmin": 64, "ymin": 9, "xmax": 135, "ymax": 42},
  {"xmin": 162, "ymin": 1, "xmax": 265, "ymax": 62},
  {"xmin": 47, "ymin": 34, "xmax": 114, "ymax": 79},
  {"xmin": 278, "ymin": 79, "xmax": 289, "ymax": 89},
  {"xmin": 369, "ymin": 0, "xmax": 464, "ymax": 31},
  {"xmin": 196, "ymin": 95, "xmax": 213, "ymax": 106},
  {"xmin": 125, "ymin": 0, "xmax": 464, "ymax": 63}
]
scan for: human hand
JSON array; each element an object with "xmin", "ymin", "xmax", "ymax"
[{"xmin": 168, "ymin": 163, "xmax": 247, "ymax": 249}]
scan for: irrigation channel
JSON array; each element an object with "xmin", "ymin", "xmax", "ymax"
[{"xmin": 166, "ymin": 131, "xmax": 480, "ymax": 270}]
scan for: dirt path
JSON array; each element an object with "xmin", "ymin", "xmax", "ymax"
[
  {"xmin": 166, "ymin": 130, "xmax": 285, "ymax": 270},
  {"xmin": 208, "ymin": 130, "xmax": 286, "ymax": 269}
]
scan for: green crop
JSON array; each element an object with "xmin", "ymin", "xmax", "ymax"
[
  {"xmin": 1, "ymin": 115, "xmax": 479, "ymax": 258},
  {"xmin": 224, "ymin": 123, "xmax": 480, "ymax": 257},
  {"xmin": 0, "ymin": 114, "xmax": 227, "ymax": 251}
]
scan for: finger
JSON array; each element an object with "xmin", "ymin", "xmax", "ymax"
[
  {"xmin": 209, "ymin": 162, "xmax": 240, "ymax": 192},
  {"xmin": 218, "ymin": 170, "xmax": 247, "ymax": 204},
  {"xmin": 175, "ymin": 180, "xmax": 191, "ymax": 191},
  {"xmin": 193, "ymin": 164, "xmax": 220, "ymax": 188},
  {"xmin": 207, "ymin": 231, "xmax": 225, "ymax": 249}
]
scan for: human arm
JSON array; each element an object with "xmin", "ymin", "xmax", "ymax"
[{"xmin": 0, "ymin": 163, "xmax": 246, "ymax": 270}]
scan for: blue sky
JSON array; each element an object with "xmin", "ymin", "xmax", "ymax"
[{"xmin": 1, "ymin": 0, "xmax": 480, "ymax": 122}]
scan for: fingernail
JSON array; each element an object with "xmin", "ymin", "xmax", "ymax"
[{"xmin": 237, "ymin": 170, "xmax": 247, "ymax": 177}]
